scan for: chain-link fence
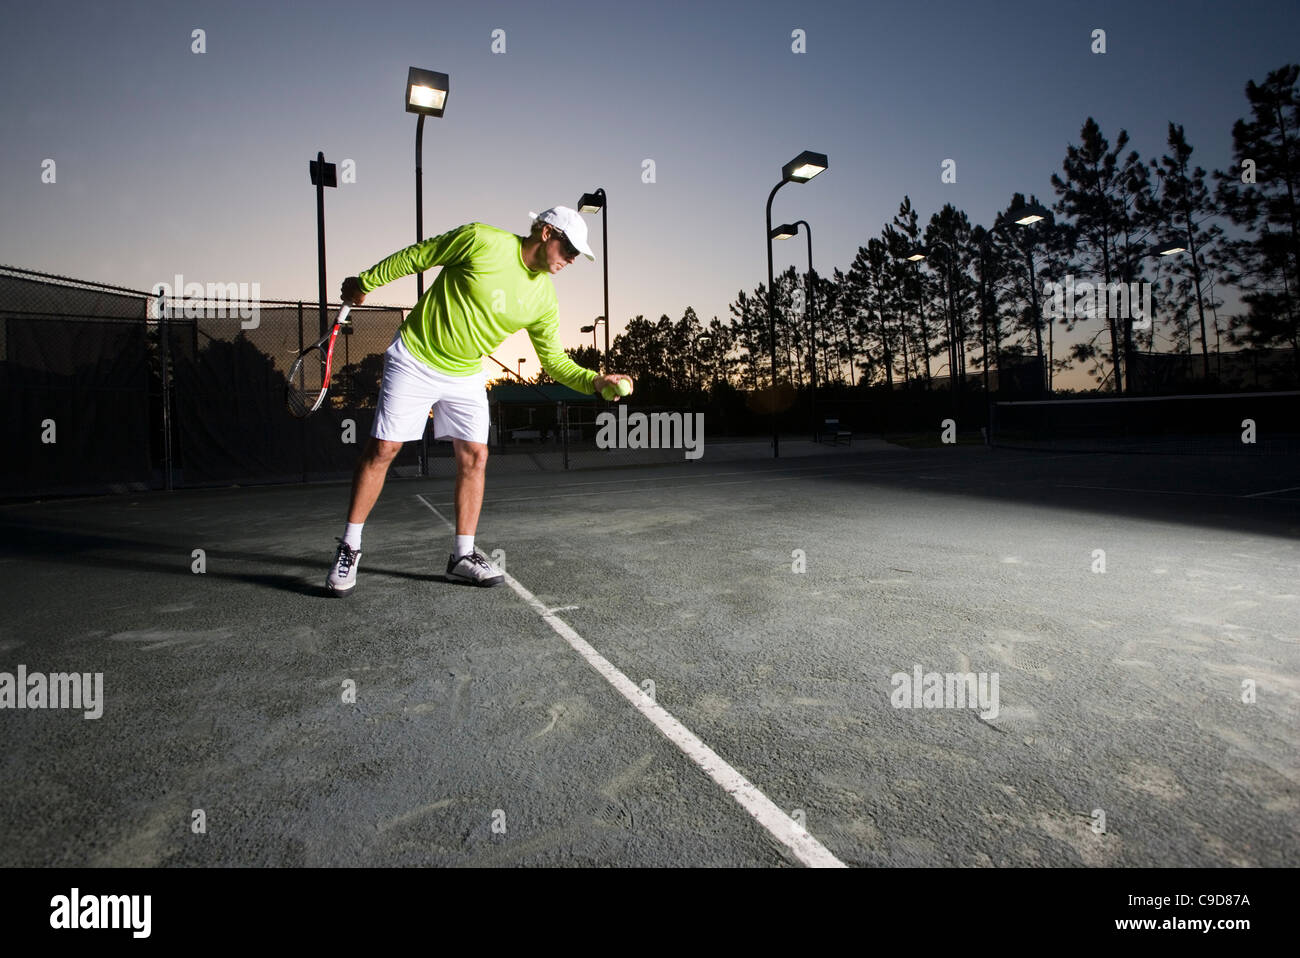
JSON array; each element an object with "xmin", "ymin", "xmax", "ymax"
[
  {"xmin": 2, "ymin": 266, "xmax": 748, "ymax": 499},
  {"xmin": 156, "ymin": 299, "xmax": 415, "ymax": 487},
  {"xmin": 3, "ymin": 268, "xmax": 156, "ymax": 497},
  {"xmin": 20, "ymin": 265, "xmax": 1285, "ymax": 499},
  {"xmin": 485, "ymin": 392, "xmax": 721, "ymax": 470},
  {"xmin": 2, "ymin": 266, "xmax": 418, "ymax": 498}
]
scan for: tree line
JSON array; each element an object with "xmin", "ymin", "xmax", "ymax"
[{"xmin": 543, "ymin": 63, "xmax": 1298, "ymax": 401}]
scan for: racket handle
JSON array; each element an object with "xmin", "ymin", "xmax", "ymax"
[{"xmin": 337, "ymin": 304, "xmax": 352, "ymax": 326}]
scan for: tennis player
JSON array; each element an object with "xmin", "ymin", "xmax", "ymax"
[{"xmin": 327, "ymin": 207, "xmax": 631, "ymax": 596}]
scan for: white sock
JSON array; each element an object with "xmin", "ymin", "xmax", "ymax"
[
  {"xmin": 455, "ymin": 534, "xmax": 474, "ymax": 558},
  {"xmin": 343, "ymin": 522, "xmax": 363, "ymax": 550}
]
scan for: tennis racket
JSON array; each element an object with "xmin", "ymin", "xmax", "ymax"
[{"xmin": 286, "ymin": 304, "xmax": 352, "ymax": 418}]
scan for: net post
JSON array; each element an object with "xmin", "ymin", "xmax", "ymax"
[
  {"xmin": 560, "ymin": 400, "xmax": 569, "ymax": 470},
  {"xmin": 298, "ymin": 302, "xmax": 308, "ymax": 484},
  {"xmin": 159, "ymin": 293, "xmax": 174, "ymax": 491}
]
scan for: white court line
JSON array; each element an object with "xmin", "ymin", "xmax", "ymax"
[
  {"xmin": 414, "ymin": 493, "xmax": 846, "ymax": 868},
  {"xmin": 1244, "ymin": 485, "xmax": 1300, "ymax": 498},
  {"xmin": 426, "ymin": 454, "xmax": 1082, "ymax": 508},
  {"xmin": 477, "ymin": 459, "xmax": 912, "ymax": 500},
  {"xmin": 490, "ymin": 460, "xmax": 871, "ymax": 490},
  {"xmin": 1056, "ymin": 483, "xmax": 1266, "ymax": 500},
  {"xmin": 423, "ymin": 501, "xmax": 454, "ymax": 527},
  {"xmin": 475, "ymin": 451, "xmax": 1080, "ymax": 499},
  {"xmin": 437, "ymin": 470, "xmax": 860, "ymax": 506}
]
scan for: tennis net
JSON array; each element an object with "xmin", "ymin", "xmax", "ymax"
[{"xmin": 989, "ymin": 392, "xmax": 1300, "ymax": 455}]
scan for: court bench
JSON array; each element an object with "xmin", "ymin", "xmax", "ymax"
[
  {"xmin": 822, "ymin": 419, "xmax": 852, "ymax": 446},
  {"xmin": 507, "ymin": 428, "xmax": 581, "ymax": 443}
]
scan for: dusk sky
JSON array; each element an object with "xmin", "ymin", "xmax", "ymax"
[{"xmin": 2, "ymin": 0, "xmax": 1295, "ymax": 382}]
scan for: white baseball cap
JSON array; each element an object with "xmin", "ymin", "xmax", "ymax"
[{"xmin": 528, "ymin": 206, "xmax": 596, "ymax": 261}]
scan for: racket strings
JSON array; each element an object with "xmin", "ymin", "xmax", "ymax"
[{"xmin": 286, "ymin": 348, "xmax": 328, "ymax": 417}]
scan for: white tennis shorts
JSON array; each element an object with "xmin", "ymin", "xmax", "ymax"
[{"xmin": 371, "ymin": 332, "xmax": 490, "ymax": 444}]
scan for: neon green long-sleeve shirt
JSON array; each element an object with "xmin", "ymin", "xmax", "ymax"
[{"xmin": 357, "ymin": 222, "xmax": 598, "ymax": 395}]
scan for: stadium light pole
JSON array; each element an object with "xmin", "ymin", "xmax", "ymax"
[
  {"xmin": 1206, "ymin": 273, "xmax": 1223, "ymax": 379},
  {"xmin": 1156, "ymin": 240, "xmax": 1186, "ymax": 369},
  {"xmin": 1156, "ymin": 239, "xmax": 1213, "ymax": 381},
  {"xmin": 971, "ymin": 226, "xmax": 1002, "ymax": 440},
  {"xmin": 1153, "ymin": 168, "xmax": 1214, "ymax": 382},
  {"xmin": 308, "ymin": 152, "xmax": 338, "ymax": 340},
  {"xmin": 406, "ymin": 67, "xmax": 449, "ymax": 302},
  {"xmin": 765, "ymin": 151, "xmax": 828, "ymax": 458},
  {"xmin": 578, "ymin": 190, "xmax": 610, "ymax": 364},
  {"xmin": 517, "ymin": 358, "xmax": 526, "ymax": 380},
  {"xmin": 1006, "ymin": 202, "xmax": 1053, "ymax": 393},
  {"xmin": 772, "ymin": 220, "xmax": 819, "ymax": 441},
  {"xmin": 692, "ymin": 331, "xmax": 714, "ymax": 397},
  {"xmin": 909, "ymin": 239, "xmax": 960, "ymax": 402},
  {"xmin": 903, "ymin": 246, "xmax": 932, "ymax": 389},
  {"xmin": 406, "ymin": 68, "xmax": 447, "ymax": 479}
]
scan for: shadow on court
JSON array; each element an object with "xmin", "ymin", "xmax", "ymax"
[{"xmin": 0, "ymin": 513, "xmax": 451, "ymax": 595}]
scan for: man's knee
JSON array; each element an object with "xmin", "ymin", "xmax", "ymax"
[
  {"xmin": 455, "ymin": 441, "xmax": 489, "ymax": 472},
  {"xmin": 366, "ymin": 437, "xmax": 403, "ymax": 465}
]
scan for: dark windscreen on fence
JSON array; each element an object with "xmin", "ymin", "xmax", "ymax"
[
  {"xmin": 165, "ymin": 303, "xmax": 417, "ymax": 486},
  {"xmin": 1, "ymin": 271, "xmax": 153, "ymax": 496},
  {"xmin": 1, "ymin": 266, "xmax": 422, "ymax": 497},
  {"xmin": 990, "ymin": 392, "xmax": 1300, "ymax": 455}
]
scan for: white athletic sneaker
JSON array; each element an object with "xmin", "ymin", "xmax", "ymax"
[
  {"xmin": 327, "ymin": 538, "xmax": 362, "ymax": 596},
  {"xmin": 445, "ymin": 550, "xmax": 504, "ymax": 587}
]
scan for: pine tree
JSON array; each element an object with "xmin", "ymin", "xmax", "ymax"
[
  {"xmin": 924, "ymin": 205, "xmax": 975, "ymax": 392},
  {"xmin": 892, "ymin": 197, "xmax": 934, "ymax": 388},
  {"xmin": 1051, "ymin": 118, "xmax": 1138, "ymax": 392},
  {"xmin": 1150, "ymin": 123, "xmax": 1224, "ymax": 380},
  {"xmin": 1214, "ymin": 63, "xmax": 1300, "ymax": 378}
]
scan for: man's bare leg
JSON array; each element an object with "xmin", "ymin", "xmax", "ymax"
[
  {"xmin": 328, "ymin": 436, "xmax": 402, "ymax": 595},
  {"xmin": 452, "ymin": 439, "xmax": 489, "ymax": 534},
  {"xmin": 445, "ymin": 438, "xmax": 501, "ymax": 585},
  {"xmin": 348, "ymin": 436, "xmax": 404, "ymax": 524}
]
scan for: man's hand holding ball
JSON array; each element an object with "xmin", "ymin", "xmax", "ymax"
[{"xmin": 595, "ymin": 374, "xmax": 633, "ymax": 401}]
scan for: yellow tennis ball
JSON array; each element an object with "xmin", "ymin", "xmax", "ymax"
[
  {"xmin": 617, "ymin": 378, "xmax": 632, "ymax": 396},
  {"xmin": 600, "ymin": 384, "xmax": 617, "ymax": 400}
]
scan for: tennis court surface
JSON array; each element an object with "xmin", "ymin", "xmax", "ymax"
[{"xmin": 2, "ymin": 443, "xmax": 1297, "ymax": 867}]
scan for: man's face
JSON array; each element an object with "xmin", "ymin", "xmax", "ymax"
[{"xmin": 542, "ymin": 224, "xmax": 579, "ymax": 274}]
